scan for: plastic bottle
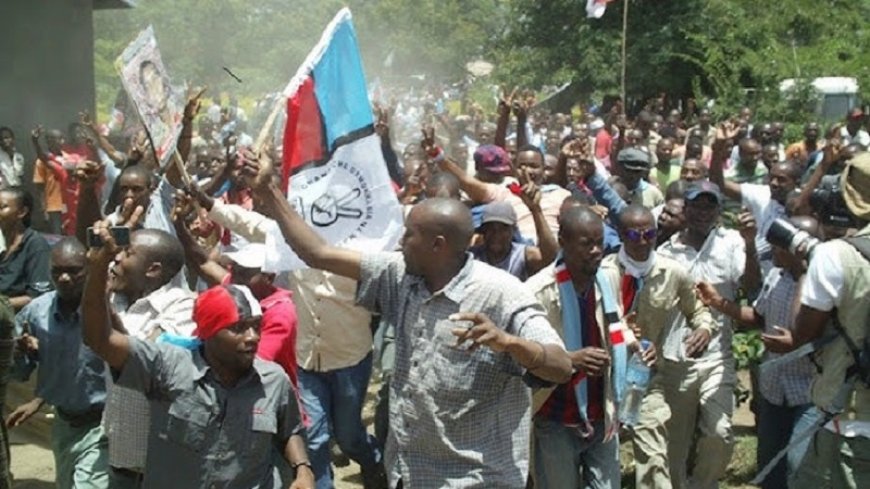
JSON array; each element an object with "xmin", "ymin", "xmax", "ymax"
[{"xmin": 620, "ymin": 339, "xmax": 652, "ymax": 427}]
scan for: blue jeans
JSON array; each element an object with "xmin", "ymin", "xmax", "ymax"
[
  {"xmin": 532, "ymin": 418, "xmax": 620, "ymax": 489},
  {"xmin": 298, "ymin": 353, "xmax": 382, "ymax": 489},
  {"xmin": 756, "ymin": 397, "xmax": 821, "ymax": 489}
]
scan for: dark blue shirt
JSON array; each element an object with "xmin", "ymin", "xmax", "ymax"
[{"xmin": 12, "ymin": 291, "xmax": 106, "ymax": 415}]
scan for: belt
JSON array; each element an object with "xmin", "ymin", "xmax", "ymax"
[{"xmin": 56, "ymin": 407, "xmax": 103, "ymax": 428}]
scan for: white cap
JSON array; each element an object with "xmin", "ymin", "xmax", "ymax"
[
  {"xmin": 589, "ymin": 118, "xmax": 605, "ymax": 131},
  {"xmin": 223, "ymin": 243, "xmax": 266, "ymax": 270}
]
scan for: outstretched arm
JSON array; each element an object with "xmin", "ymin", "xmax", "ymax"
[
  {"xmin": 242, "ymin": 151, "xmax": 362, "ymax": 280},
  {"xmin": 82, "ymin": 221, "xmax": 132, "ymax": 370},
  {"xmin": 709, "ymin": 122, "xmax": 742, "ymax": 201}
]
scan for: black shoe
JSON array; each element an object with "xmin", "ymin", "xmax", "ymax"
[{"xmin": 361, "ymin": 463, "xmax": 387, "ymax": 489}]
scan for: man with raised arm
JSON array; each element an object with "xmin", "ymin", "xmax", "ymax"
[{"xmin": 243, "ymin": 151, "xmax": 572, "ymax": 489}]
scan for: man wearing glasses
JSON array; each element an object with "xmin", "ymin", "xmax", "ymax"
[{"xmin": 600, "ymin": 204, "xmax": 715, "ymax": 489}]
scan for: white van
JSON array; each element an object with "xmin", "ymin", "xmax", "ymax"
[{"xmin": 779, "ymin": 77, "xmax": 860, "ymax": 121}]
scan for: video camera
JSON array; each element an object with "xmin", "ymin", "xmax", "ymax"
[{"xmin": 809, "ymin": 174, "xmax": 859, "ymax": 229}]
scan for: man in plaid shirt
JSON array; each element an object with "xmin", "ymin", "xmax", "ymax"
[{"xmin": 252, "ymin": 153, "xmax": 572, "ymax": 489}]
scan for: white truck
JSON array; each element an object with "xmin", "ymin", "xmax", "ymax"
[{"xmin": 779, "ymin": 76, "xmax": 860, "ymax": 121}]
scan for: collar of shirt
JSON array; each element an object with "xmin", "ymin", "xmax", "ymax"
[
  {"xmin": 49, "ymin": 294, "xmax": 81, "ymax": 324},
  {"xmin": 259, "ymin": 287, "xmax": 293, "ymax": 310},
  {"xmin": 407, "ymin": 253, "xmax": 474, "ymax": 304}
]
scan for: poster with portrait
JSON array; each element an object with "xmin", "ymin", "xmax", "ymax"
[{"xmin": 115, "ymin": 25, "xmax": 185, "ymax": 167}]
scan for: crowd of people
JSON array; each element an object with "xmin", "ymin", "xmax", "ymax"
[{"xmin": 0, "ymin": 82, "xmax": 867, "ymax": 489}]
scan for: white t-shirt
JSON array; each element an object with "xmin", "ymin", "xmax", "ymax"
[
  {"xmin": 741, "ymin": 183, "xmax": 785, "ymax": 276},
  {"xmin": 801, "ymin": 241, "xmax": 870, "ymax": 438}
]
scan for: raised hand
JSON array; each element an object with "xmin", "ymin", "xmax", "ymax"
[
  {"xmin": 79, "ymin": 110, "xmax": 95, "ymax": 128},
  {"xmin": 420, "ymin": 125, "xmax": 436, "ymax": 154},
  {"xmin": 712, "ymin": 120, "xmax": 739, "ymax": 153},
  {"xmin": 737, "ymin": 208, "xmax": 757, "ymax": 243},
  {"xmin": 516, "ymin": 167, "xmax": 541, "ymax": 212},
  {"xmin": 239, "ymin": 147, "xmax": 274, "ymax": 190},
  {"xmin": 374, "ymin": 106, "xmax": 390, "ymax": 139},
  {"xmin": 116, "ymin": 199, "xmax": 146, "ymax": 229},
  {"xmin": 31, "ymin": 125, "xmax": 44, "ymax": 140},
  {"xmin": 184, "ymin": 86, "xmax": 207, "ymax": 121},
  {"xmin": 498, "ymin": 86, "xmax": 517, "ymax": 118},
  {"xmin": 75, "ymin": 160, "xmax": 105, "ymax": 187},
  {"xmin": 171, "ymin": 190, "xmax": 195, "ymax": 224}
]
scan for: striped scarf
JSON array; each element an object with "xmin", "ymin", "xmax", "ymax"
[{"xmin": 555, "ymin": 252, "xmax": 628, "ymax": 436}]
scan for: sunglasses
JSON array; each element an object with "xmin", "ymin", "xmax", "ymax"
[{"xmin": 624, "ymin": 228, "xmax": 657, "ymax": 242}]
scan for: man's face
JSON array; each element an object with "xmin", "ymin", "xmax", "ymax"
[
  {"xmin": 620, "ymin": 212, "xmax": 657, "ymax": 262},
  {"xmin": 658, "ymin": 199, "xmax": 686, "ymax": 235},
  {"xmin": 141, "ymin": 63, "xmax": 166, "ymax": 111},
  {"xmin": 45, "ymin": 130, "xmax": 65, "ymax": 154},
  {"xmin": 0, "ymin": 191, "xmax": 24, "ymax": 229},
  {"xmin": 109, "ymin": 239, "xmax": 149, "ymax": 296},
  {"xmin": 758, "ymin": 124, "xmax": 774, "ymax": 145},
  {"xmin": 762, "ymin": 146, "xmax": 780, "ymax": 168},
  {"xmin": 515, "ymin": 150, "xmax": 544, "ymax": 185},
  {"xmin": 477, "ymin": 125, "xmax": 495, "ymax": 145},
  {"xmin": 680, "ymin": 159, "xmax": 704, "ymax": 182},
  {"xmin": 118, "ymin": 171, "xmax": 152, "ymax": 210},
  {"xmin": 699, "ymin": 111, "xmax": 711, "ymax": 127},
  {"xmin": 804, "ymin": 124, "xmax": 819, "ymax": 142},
  {"xmin": 768, "ymin": 164, "xmax": 797, "ymax": 204},
  {"xmin": 543, "ymin": 155, "xmax": 558, "ymax": 184},
  {"xmin": 656, "ymin": 139, "xmax": 675, "ymax": 163},
  {"xmin": 620, "ymin": 164, "xmax": 645, "ymax": 190},
  {"xmin": 51, "ymin": 249, "xmax": 87, "ymax": 303},
  {"xmin": 208, "ymin": 318, "xmax": 261, "ymax": 373},
  {"xmin": 559, "ymin": 222, "xmax": 604, "ymax": 278},
  {"xmin": 450, "ymin": 142, "xmax": 469, "ymax": 163},
  {"xmin": 573, "ymin": 123, "xmax": 589, "ymax": 138},
  {"xmin": 546, "ymin": 131, "xmax": 562, "ymax": 155},
  {"xmin": 481, "ymin": 222, "xmax": 513, "ymax": 260},
  {"xmin": 684, "ymin": 195, "xmax": 719, "ymax": 236},
  {"xmin": 400, "ymin": 209, "xmax": 430, "ymax": 276},
  {"xmin": 566, "ymin": 158, "xmax": 593, "ymax": 183},
  {"xmin": 0, "ymin": 130, "xmax": 14, "ymax": 152},
  {"xmin": 739, "ymin": 142, "xmax": 761, "ymax": 168}
]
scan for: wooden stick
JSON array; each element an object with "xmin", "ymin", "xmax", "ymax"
[{"xmin": 254, "ymin": 94, "xmax": 286, "ymax": 152}]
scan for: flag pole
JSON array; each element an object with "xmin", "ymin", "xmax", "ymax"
[
  {"xmin": 254, "ymin": 96, "xmax": 285, "ymax": 152},
  {"xmin": 620, "ymin": 0, "xmax": 628, "ymax": 106},
  {"xmin": 621, "ymin": 0, "xmax": 629, "ymax": 104}
]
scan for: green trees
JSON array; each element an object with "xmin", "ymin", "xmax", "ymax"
[{"xmin": 93, "ymin": 0, "xmax": 869, "ymax": 120}]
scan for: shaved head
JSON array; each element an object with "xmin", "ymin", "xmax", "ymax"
[
  {"xmin": 133, "ymin": 229, "xmax": 185, "ymax": 284},
  {"xmin": 413, "ymin": 198, "xmax": 474, "ymax": 255},
  {"xmin": 618, "ymin": 204, "xmax": 654, "ymax": 230},
  {"xmin": 52, "ymin": 237, "xmax": 86, "ymax": 261},
  {"xmin": 559, "ymin": 206, "xmax": 603, "ymax": 241}
]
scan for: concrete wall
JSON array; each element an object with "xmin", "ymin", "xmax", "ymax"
[{"xmin": 0, "ymin": 0, "xmax": 96, "ymax": 226}]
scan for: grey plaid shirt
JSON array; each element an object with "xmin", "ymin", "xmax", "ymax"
[
  {"xmin": 754, "ymin": 268, "xmax": 814, "ymax": 406},
  {"xmin": 357, "ymin": 252, "xmax": 564, "ymax": 489}
]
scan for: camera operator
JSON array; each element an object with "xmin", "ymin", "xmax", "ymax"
[{"xmin": 772, "ymin": 152, "xmax": 870, "ymax": 489}]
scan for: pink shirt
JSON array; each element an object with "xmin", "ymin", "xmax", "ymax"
[{"xmin": 258, "ymin": 288, "xmax": 299, "ymax": 387}]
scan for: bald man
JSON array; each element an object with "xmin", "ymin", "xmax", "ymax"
[{"xmin": 252, "ymin": 157, "xmax": 572, "ymax": 488}]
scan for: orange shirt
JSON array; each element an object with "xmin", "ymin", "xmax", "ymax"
[{"xmin": 33, "ymin": 159, "xmax": 64, "ymax": 212}]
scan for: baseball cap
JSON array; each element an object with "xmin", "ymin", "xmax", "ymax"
[
  {"xmin": 842, "ymin": 152, "xmax": 870, "ymax": 221},
  {"xmin": 474, "ymin": 144, "xmax": 512, "ymax": 175},
  {"xmin": 589, "ymin": 118, "xmax": 605, "ymax": 131},
  {"xmin": 223, "ymin": 243, "xmax": 266, "ymax": 270},
  {"xmin": 684, "ymin": 180, "xmax": 722, "ymax": 204},
  {"xmin": 617, "ymin": 147, "xmax": 650, "ymax": 171},
  {"xmin": 479, "ymin": 201, "xmax": 517, "ymax": 228},
  {"xmin": 193, "ymin": 284, "xmax": 263, "ymax": 340}
]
